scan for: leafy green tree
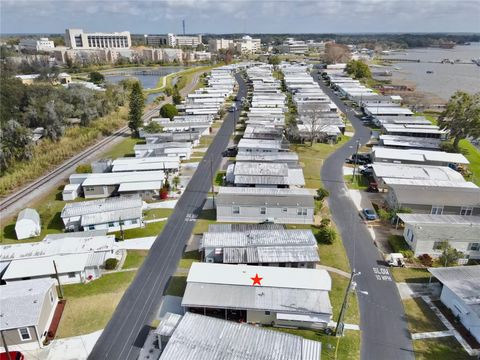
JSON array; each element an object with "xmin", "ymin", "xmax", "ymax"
[
  {"xmin": 128, "ymin": 81, "xmax": 145, "ymax": 137},
  {"xmin": 268, "ymin": 55, "xmax": 280, "ymax": 66},
  {"xmin": 89, "ymin": 71, "xmax": 105, "ymax": 84},
  {"xmin": 345, "ymin": 60, "xmax": 372, "ymax": 79},
  {"xmin": 438, "ymin": 241, "xmax": 464, "ymax": 267},
  {"xmin": 172, "ymin": 176, "xmax": 180, "ymax": 190},
  {"xmin": 76, "ymin": 164, "xmax": 92, "ymax": 173},
  {"xmin": 316, "ymin": 187, "xmax": 330, "ymax": 201},
  {"xmin": 160, "ymin": 104, "xmax": 178, "ymax": 120},
  {"xmin": 438, "ymin": 91, "xmax": 480, "ymax": 150},
  {"xmin": 143, "ymin": 121, "xmax": 164, "ymax": 134},
  {"xmin": 0, "ymin": 120, "xmax": 33, "ymax": 172},
  {"xmin": 315, "ymin": 226, "xmax": 337, "ymax": 245}
]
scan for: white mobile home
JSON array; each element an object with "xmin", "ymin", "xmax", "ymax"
[
  {"xmin": 216, "ymin": 187, "xmax": 315, "ymax": 224},
  {"xmin": 398, "ymin": 214, "xmax": 480, "ymax": 258}
]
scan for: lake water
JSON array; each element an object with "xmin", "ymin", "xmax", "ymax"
[
  {"xmin": 382, "ymin": 43, "xmax": 480, "ymax": 101},
  {"xmin": 104, "ymin": 66, "xmax": 185, "ymax": 103}
]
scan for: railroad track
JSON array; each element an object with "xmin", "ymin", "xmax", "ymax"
[{"xmin": 0, "ymin": 125, "xmax": 130, "ymax": 212}]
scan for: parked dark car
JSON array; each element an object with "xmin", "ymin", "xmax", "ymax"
[{"xmin": 222, "ymin": 147, "xmax": 238, "ymax": 157}]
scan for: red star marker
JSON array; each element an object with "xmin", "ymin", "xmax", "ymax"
[{"xmin": 251, "ymin": 273, "xmax": 263, "ymax": 286}]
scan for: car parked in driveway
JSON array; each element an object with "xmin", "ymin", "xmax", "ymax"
[
  {"xmin": 362, "ymin": 208, "xmax": 377, "ymax": 221},
  {"xmin": 359, "ymin": 164, "xmax": 373, "ymax": 175}
]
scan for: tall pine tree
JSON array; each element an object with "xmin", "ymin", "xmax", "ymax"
[{"xmin": 128, "ymin": 81, "xmax": 145, "ymax": 137}]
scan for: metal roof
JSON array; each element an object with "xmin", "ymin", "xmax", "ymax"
[
  {"xmin": 61, "ymin": 196, "xmax": 143, "ymax": 218},
  {"xmin": 201, "ymin": 229, "xmax": 317, "ymax": 248},
  {"xmin": 217, "ymin": 187, "xmax": 315, "ymax": 207},
  {"xmin": 372, "ymin": 163, "xmax": 465, "ymax": 182},
  {"xmin": 428, "ymin": 266, "xmax": 480, "ymax": 317},
  {"xmin": 208, "ymin": 223, "xmax": 285, "ymax": 232},
  {"xmin": 118, "ymin": 181, "xmax": 163, "ymax": 192},
  {"xmin": 81, "ymin": 207, "xmax": 143, "ymax": 226},
  {"xmin": 397, "ymin": 214, "xmax": 480, "ymax": 226},
  {"xmin": 223, "ymin": 245, "xmax": 320, "ymax": 264},
  {"xmin": 380, "ymin": 135, "xmax": 441, "ymax": 149},
  {"xmin": 17, "ymin": 208, "xmax": 40, "ymax": 224},
  {"xmin": 81, "ymin": 171, "xmax": 165, "ymax": 186},
  {"xmin": 0, "ymin": 279, "xmax": 56, "ymax": 331},
  {"xmin": 154, "ymin": 312, "xmax": 182, "ymax": 337},
  {"xmin": 2, "ymin": 253, "xmax": 91, "ymax": 280},
  {"xmin": 158, "ymin": 312, "xmax": 322, "ymax": 360},
  {"xmin": 238, "ymin": 138, "xmax": 285, "ymax": 150},
  {"xmin": 186, "ymin": 263, "xmax": 331, "ymax": 291},
  {"xmin": 372, "ymin": 147, "xmax": 469, "ymax": 164},
  {"xmin": 234, "ymin": 162, "xmax": 289, "ymax": 176},
  {"xmin": 0, "ymin": 234, "xmax": 116, "ymax": 261},
  {"xmin": 235, "ymin": 152, "xmax": 299, "ymax": 163}
]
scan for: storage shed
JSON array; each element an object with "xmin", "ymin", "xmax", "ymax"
[{"xmin": 15, "ymin": 208, "xmax": 41, "ymax": 240}]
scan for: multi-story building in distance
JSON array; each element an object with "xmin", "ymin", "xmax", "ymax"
[
  {"xmin": 146, "ymin": 33, "xmax": 202, "ymax": 48},
  {"xmin": 19, "ymin": 37, "xmax": 55, "ymax": 52},
  {"xmin": 65, "ymin": 28, "xmax": 131, "ymax": 49}
]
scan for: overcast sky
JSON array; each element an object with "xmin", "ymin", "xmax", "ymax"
[{"xmin": 1, "ymin": 0, "xmax": 479, "ymax": 34}]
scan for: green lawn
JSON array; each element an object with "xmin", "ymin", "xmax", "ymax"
[
  {"xmin": 344, "ymin": 174, "xmax": 369, "ymax": 190},
  {"xmin": 403, "ymin": 298, "xmax": 447, "ymax": 333},
  {"xmin": 272, "ymin": 327, "xmax": 360, "ymax": 360},
  {"xmin": 56, "ymin": 271, "xmax": 136, "ymax": 338},
  {"xmin": 100, "ymin": 137, "xmax": 143, "ymax": 159},
  {"xmin": 291, "ymin": 136, "xmax": 351, "ymax": 188},
  {"xmin": 1, "ymin": 185, "xmax": 67, "ymax": 243},
  {"xmin": 192, "ymin": 209, "xmax": 217, "ymax": 235},
  {"xmin": 143, "ymin": 208, "xmax": 173, "ymax": 220},
  {"xmin": 165, "ymin": 275, "xmax": 187, "ymax": 296},
  {"xmin": 391, "ymin": 268, "xmax": 432, "ymax": 283},
  {"xmin": 330, "ymin": 273, "xmax": 360, "ymax": 324},
  {"xmin": 123, "ymin": 250, "xmax": 149, "ymax": 269},
  {"xmin": 459, "ymin": 139, "xmax": 480, "ymax": 186},
  {"xmin": 413, "ymin": 337, "xmax": 476, "ymax": 360},
  {"xmin": 215, "ymin": 171, "xmax": 226, "ymax": 186},
  {"xmin": 178, "ymin": 250, "xmax": 201, "ymax": 269},
  {"xmin": 113, "ymin": 220, "xmax": 167, "ymax": 239},
  {"xmin": 388, "ymin": 235, "xmax": 411, "ymax": 253}
]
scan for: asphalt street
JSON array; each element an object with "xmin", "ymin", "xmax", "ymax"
[
  {"xmin": 88, "ymin": 73, "xmax": 247, "ymax": 360},
  {"xmin": 315, "ymin": 75, "xmax": 415, "ymax": 360}
]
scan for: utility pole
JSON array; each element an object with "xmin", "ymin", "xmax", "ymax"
[
  {"xmin": 335, "ymin": 270, "xmax": 360, "ymax": 337},
  {"xmin": 210, "ymin": 158, "xmax": 215, "ymax": 206},
  {"xmin": 351, "ymin": 140, "xmax": 360, "ymax": 184},
  {"xmin": 119, "ymin": 216, "xmax": 124, "ymax": 241},
  {"xmin": 1, "ymin": 330, "xmax": 12, "ymax": 360},
  {"xmin": 53, "ymin": 260, "xmax": 64, "ymax": 299}
]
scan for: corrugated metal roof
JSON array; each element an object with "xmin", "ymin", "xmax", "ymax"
[
  {"xmin": 0, "ymin": 279, "xmax": 56, "ymax": 331},
  {"xmin": 380, "ymin": 135, "xmax": 441, "ymax": 149},
  {"xmin": 118, "ymin": 181, "xmax": 163, "ymax": 192},
  {"xmin": 235, "ymin": 153, "xmax": 299, "ymax": 163},
  {"xmin": 208, "ymin": 224, "xmax": 285, "ymax": 232},
  {"xmin": 429, "ymin": 266, "xmax": 480, "ymax": 317},
  {"xmin": 158, "ymin": 312, "xmax": 322, "ymax": 360},
  {"xmin": 373, "ymin": 163, "xmax": 465, "ymax": 182},
  {"xmin": 235, "ymin": 162, "xmax": 289, "ymax": 176},
  {"xmin": 61, "ymin": 196, "xmax": 143, "ymax": 218},
  {"xmin": 81, "ymin": 171, "xmax": 165, "ymax": 186},
  {"xmin": 223, "ymin": 246, "xmax": 319, "ymax": 264},
  {"xmin": 217, "ymin": 187, "xmax": 315, "ymax": 207},
  {"xmin": 202, "ymin": 230, "xmax": 316, "ymax": 248},
  {"xmin": 154, "ymin": 312, "xmax": 182, "ymax": 337},
  {"xmin": 81, "ymin": 207, "xmax": 143, "ymax": 226},
  {"xmin": 397, "ymin": 214, "xmax": 480, "ymax": 226}
]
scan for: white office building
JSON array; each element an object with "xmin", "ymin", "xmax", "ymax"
[{"xmin": 65, "ymin": 28, "xmax": 131, "ymax": 49}]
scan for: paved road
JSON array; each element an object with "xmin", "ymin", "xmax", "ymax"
[
  {"xmin": 315, "ymin": 75, "xmax": 414, "ymax": 360},
  {"xmin": 89, "ymin": 73, "xmax": 246, "ymax": 360}
]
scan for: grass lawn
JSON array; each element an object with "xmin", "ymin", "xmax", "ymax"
[
  {"xmin": 143, "ymin": 208, "xmax": 173, "ymax": 220},
  {"xmin": 459, "ymin": 139, "xmax": 480, "ymax": 186},
  {"xmin": 192, "ymin": 209, "xmax": 217, "ymax": 235},
  {"xmin": 215, "ymin": 171, "xmax": 226, "ymax": 186},
  {"xmin": 344, "ymin": 174, "xmax": 369, "ymax": 190},
  {"xmin": 413, "ymin": 337, "xmax": 475, "ymax": 360},
  {"xmin": 403, "ymin": 298, "xmax": 447, "ymax": 333},
  {"xmin": 330, "ymin": 273, "xmax": 360, "ymax": 324},
  {"xmin": 178, "ymin": 250, "xmax": 201, "ymax": 269},
  {"xmin": 387, "ymin": 235, "xmax": 410, "ymax": 253},
  {"xmin": 123, "ymin": 250, "xmax": 149, "ymax": 269},
  {"xmin": 1, "ymin": 185, "xmax": 67, "ymax": 243},
  {"xmin": 164, "ymin": 275, "xmax": 187, "ymax": 297},
  {"xmin": 272, "ymin": 327, "xmax": 360, "ymax": 360},
  {"xmin": 56, "ymin": 271, "xmax": 136, "ymax": 338},
  {"xmin": 391, "ymin": 268, "xmax": 432, "ymax": 283},
  {"xmin": 199, "ymin": 135, "xmax": 214, "ymax": 147},
  {"xmin": 100, "ymin": 137, "xmax": 143, "ymax": 159},
  {"xmin": 291, "ymin": 136, "xmax": 351, "ymax": 188},
  {"xmin": 113, "ymin": 220, "xmax": 167, "ymax": 239}
]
